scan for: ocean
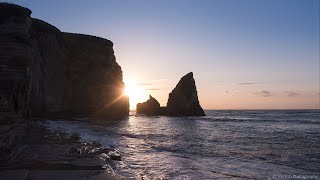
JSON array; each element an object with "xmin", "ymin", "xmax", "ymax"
[{"xmin": 44, "ymin": 110, "xmax": 320, "ymax": 179}]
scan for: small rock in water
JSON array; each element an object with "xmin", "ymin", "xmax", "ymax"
[
  {"xmin": 108, "ymin": 150, "xmax": 121, "ymax": 161},
  {"xmin": 99, "ymin": 151, "xmax": 121, "ymax": 161}
]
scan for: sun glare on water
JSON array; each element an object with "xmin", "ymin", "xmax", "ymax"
[{"xmin": 124, "ymin": 79, "xmax": 148, "ymax": 110}]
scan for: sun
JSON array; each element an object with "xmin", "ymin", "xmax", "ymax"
[{"xmin": 124, "ymin": 79, "xmax": 147, "ymax": 110}]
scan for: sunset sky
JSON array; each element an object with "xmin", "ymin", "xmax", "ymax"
[{"xmin": 9, "ymin": 0, "xmax": 320, "ymax": 110}]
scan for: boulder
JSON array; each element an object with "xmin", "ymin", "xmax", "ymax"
[{"xmin": 166, "ymin": 72, "xmax": 205, "ymax": 116}]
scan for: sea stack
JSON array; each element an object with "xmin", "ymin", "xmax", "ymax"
[
  {"xmin": 136, "ymin": 72, "xmax": 205, "ymax": 116},
  {"xmin": 167, "ymin": 72, "xmax": 205, "ymax": 116},
  {"xmin": 136, "ymin": 95, "xmax": 161, "ymax": 115}
]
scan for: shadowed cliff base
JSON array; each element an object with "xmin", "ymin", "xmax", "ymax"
[
  {"xmin": 136, "ymin": 72, "xmax": 205, "ymax": 116},
  {"xmin": 0, "ymin": 3, "xmax": 129, "ymax": 120}
]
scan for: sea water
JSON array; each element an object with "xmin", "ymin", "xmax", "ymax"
[{"xmin": 45, "ymin": 110, "xmax": 320, "ymax": 179}]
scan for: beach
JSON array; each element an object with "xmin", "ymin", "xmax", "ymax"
[{"xmin": 0, "ymin": 115, "xmax": 122, "ymax": 180}]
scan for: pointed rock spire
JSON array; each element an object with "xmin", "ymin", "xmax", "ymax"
[{"xmin": 166, "ymin": 72, "xmax": 205, "ymax": 116}]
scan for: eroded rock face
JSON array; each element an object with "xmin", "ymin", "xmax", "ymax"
[
  {"xmin": 60, "ymin": 33, "xmax": 129, "ymax": 118},
  {"xmin": 0, "ymin": 3, "xmax": 33, "ymax": 116},
  {"xmin": 0, "ymin": 3, "xmax": 129, "ymax": 119},
  {"xmin": 167, "ymin": 72, "xmax": 205, "ymax": 116},
  {"xmin": 136, "ymin": 95, "xmax": 161, "ymax": 115}
]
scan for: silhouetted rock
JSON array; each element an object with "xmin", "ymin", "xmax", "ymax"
[
  {"xmin": 136, "ymin": 72, "xmax": 205, "ymax": 117},
  {"xmin": 136, "ymin": 95, "xmax": 161, "ymax": 115},
  {"xmin": 0, "ymin": 3, "xmax": 129, "ymax": 119},
  {"xmin": 167, "ymin": 72, "xmax": 205, "ymax": 116},
  {"xmin": 0, "ymin": 2, "xmax": 31, "ymax": 24}
]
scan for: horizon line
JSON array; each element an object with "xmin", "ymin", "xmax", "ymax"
[{"xmin": 130, "ymin": 108, "xmax": 320, "ymax": 112}]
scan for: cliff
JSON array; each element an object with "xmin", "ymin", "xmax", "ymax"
[{"xmin": 0, "ymin": 3, "xmax": 129, "ymax": 119}]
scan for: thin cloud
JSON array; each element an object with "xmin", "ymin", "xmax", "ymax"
[
  {"xmin": 146, "ymin": 88, "xmax": 160, "ymax": 91},
  {"xmin": 238, "ymin": 82, "xmax": 256, "ymax": 85},
  {"xmin": 285, "ymin": 91, "xmax": 300, "ymax": 97},
  {"xmin": 254, "ymin": 90, "xmax": 273, "ymax": 97},
  {"xmin": 225, "ymin": 90, "xmax": 233, "ymax": 96}
]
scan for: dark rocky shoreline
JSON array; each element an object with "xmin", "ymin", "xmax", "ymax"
[{"xmin": 0, "ymin": 114, "xmax": 122, "ymax": 179}]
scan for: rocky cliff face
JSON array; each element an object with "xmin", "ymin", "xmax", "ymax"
[
  {"xmin": 0, "ymin": 3, "xmax": 129, "ymax": 119},
  {"xmin": 167, "ymin": 72, "xmax": 205, "ymax": 116},
  {"xmin": 0, "ymin": 3, "xmax": 33, "ymax": 116}
]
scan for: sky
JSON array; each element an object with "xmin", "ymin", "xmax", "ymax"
[{"xmin": 6, "ymin": 0, "xmax": 320, "ymax": 109}]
